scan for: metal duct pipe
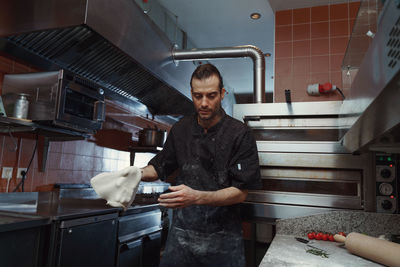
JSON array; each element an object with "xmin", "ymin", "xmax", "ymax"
[{"xmin": 172, "ymin": 45, "xmax": 266, "ymax": 103}]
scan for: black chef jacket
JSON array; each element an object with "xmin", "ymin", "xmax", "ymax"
[{"xmin": 149, "ymin": 110, "xmax": 261, "ymax": 267}]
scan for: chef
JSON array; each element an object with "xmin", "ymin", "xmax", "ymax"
[{"xmin": 140, "ymin": 63, "xmax": 261, "ymax": 267}]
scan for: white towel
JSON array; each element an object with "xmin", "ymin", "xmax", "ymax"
[{"xmin": 90, "ymin": 166, "xmax": 142, "ymax": 210}]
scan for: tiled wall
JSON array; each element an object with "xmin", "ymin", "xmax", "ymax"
[
  {"xmin": 274, "ymin": 2, "xmax": 360, "ymax": 102},
  {"xmin": 0, "ymin": 54, "xmax": 137, "ymax": 192}
]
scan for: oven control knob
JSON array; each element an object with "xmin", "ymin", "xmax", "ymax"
[
  {"xmin": 381, "ymin": 200, "xmax": 393, "ymax": 210},
  {"xmin": 380, "ymin": 168, "xmax": 392, "ymax": 179},
  {"xmin": 379, "ymin": 183, "xmax": 394, "ymax": 196}
]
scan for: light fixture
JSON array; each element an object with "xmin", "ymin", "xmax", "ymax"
[{"xmin": 250, "ymin": 12, "xmax": 261, "ymax": 20}]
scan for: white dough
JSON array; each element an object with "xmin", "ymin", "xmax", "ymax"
[{"xmin": 90, "ymin": 166, "xmax": 142, "ymax": 210}]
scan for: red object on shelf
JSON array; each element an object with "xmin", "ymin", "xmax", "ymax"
[{"xmin": 307, "ymin": 82, "xmax": 337, "ymax": 95}]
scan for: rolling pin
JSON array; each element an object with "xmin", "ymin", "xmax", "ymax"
[{"xmin": 334, "ymin": 232, "xmax": 400, "ymax": 267}]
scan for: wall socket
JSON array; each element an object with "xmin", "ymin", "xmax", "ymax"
[
  {"xmin": 17, "ymin": 168, "xmax": 28, "ymax": 179},
  {"xmin": 1, "ymin": 167, "xmax": 13, "ymax": 179}
]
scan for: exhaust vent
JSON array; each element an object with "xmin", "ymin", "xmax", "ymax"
[{"xmin": 5, "ymin": 25, "xmax": 193, "ymax": 115}]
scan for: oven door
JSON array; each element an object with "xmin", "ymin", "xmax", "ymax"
[{"xmin": 55, "ymin": 75, "xmax": 105, "ymax": 133}]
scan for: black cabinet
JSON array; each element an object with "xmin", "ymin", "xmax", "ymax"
[
  {"xmin": 117, "ymin": 230, "xmax": 161, "ymax": 267},
  {"xmin": 142, "ymin": 231, "xmax": 162, "ymax": 267},
  {"xmin": 0, "ymin": 225, "xmax": 49, "ymax": 267},
  {"xmin": 118, "ymin": 238, "xmax": 142, "ymax": 267},
  {"xmin": 52, "ymin": 213, "xmax": 118, "ymax": 267}
]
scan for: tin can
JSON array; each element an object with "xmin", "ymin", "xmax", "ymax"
[{"xmin": 13, "ymin": 93, "xmax": 29, "ymax": 119}]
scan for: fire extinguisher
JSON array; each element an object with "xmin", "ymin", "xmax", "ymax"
[{"xmin": 307, "ymin": 82, "xmax": 345, "ymax": 99}]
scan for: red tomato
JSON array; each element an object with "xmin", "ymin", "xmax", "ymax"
[
  {"xmin": 338, "ymin": 232, "xmax": 346, "ymax": 237},
  {"xmin": 322, "ymin": 233, "xmax": 329, "ymax": 241},
  {"xmin": 315, "ymin": 232, "xmax": 323, "ymax": 240},
  {"xmin": 307, "ymin": 232, "xmax": 315, "ymax": 240},
  {"xmin": 328, "ymin": 234, "xmax": 335, "ymax": 242}
]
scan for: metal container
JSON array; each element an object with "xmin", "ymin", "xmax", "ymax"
[
  {"xmin": 157, "ymin": 130, "xmax": 167, "ymax": 147},
  {"xmin": 139, "ymin": 128, "xmax": 167, "ymax": 147},
  {"xmin": 138, "ymin": 128, "xmax": 159, "ymax": 147},
  {"xmin": 13, "ymin": 93, "xmax": 29, "ymax": 119}
]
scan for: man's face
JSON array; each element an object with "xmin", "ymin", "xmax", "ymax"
[{"xmin": 191, "ymin": 75, "xmax": 225, "ymax": 124}]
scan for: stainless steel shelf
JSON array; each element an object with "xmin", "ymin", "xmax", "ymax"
[{"xmin": 0, "ymin": 116, "xmax": 88, "ymax": 139}]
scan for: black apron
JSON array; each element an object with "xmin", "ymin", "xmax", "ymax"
[{"xmin": 160, "ymin": 117, "xmax": 246, "ymax": 267}]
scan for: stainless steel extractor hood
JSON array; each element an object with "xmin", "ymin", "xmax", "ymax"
[
  {"xmin": 339, "ymin": 0, "xmax": 400, "ymax": 153},
  {"xmin": 0, "ymin": 0, "xmax": 195, "ymax": 117}
]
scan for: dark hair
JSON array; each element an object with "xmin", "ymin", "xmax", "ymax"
[{"xmin": 190, "ymin": 63, "xmax": 224, "ymax": 91}]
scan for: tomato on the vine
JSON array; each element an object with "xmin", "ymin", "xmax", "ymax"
[
  {"xmin": 338, "ymin": 232, "xmax": 346, "ymax": 237},
  {"xmin": 307, "ymin": 232, "xmax": 315, "ymax": 240},
  {"xmin": 322, "ymin": 233, "xmax": 329, "ymax": 241},
  {"xmin": 328, "ymin": 234, "xmax": 335, "ymax": 242},
  {"xmin": 315, "ymin": 232, "xmax": 323, "ymax": 240}
]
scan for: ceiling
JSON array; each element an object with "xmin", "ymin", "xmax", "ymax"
[{"xmin": 158, "ymin": 0, "xmax": 357, "ymax": 101}]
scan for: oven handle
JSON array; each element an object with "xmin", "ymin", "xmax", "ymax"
[
  {"xmin": 124, "ymin": 238, "xmax": 143, "ymax": 250},
  {"xmin": 94, "ymin": 100, "xmax": 106, "ymax": 122}
]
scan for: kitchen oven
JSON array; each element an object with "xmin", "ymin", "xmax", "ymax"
[
  {"xmin": 1, "ymin": 69, "xmax": 105, "ymax": 133},
  {"xmin": 235, "ymin": 101, "xmax": 375, "ymax": 220}
]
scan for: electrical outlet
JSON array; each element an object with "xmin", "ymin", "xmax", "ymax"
[
  {"xmin": 1, "ymin": 167, "xmax": 13, "ymax": 179},
  {"xmin": 17, "ymin": 168, "xmax": 28, "ymax": 179}
]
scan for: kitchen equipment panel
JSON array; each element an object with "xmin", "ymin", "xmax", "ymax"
[{"xmin": 1, "ymin": 70, "xmax": 105, "ymax": 133}]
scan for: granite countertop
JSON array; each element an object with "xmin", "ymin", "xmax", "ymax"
[
  {"xmin": 259, "ymin": 234, "xmax": 383, "ymax": 267},
  {"xmin": 259, "ymin": 210, "xmax": 400, "ymax": 267}
]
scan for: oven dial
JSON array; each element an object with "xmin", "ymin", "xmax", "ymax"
[
  {"xmin": 376, "ymin": 166, "xmax": 395, "ymax": 182},
  {"xmin": 381, "ymin": 169, "xmax": 391, "ymax": 179},
  {"xmin": 379, "ymin": 183, "xmax": 394, "ymax": 196},
  {"xmin": 377, "ymin": 196, "xmax": 397, "ymax": 213}
]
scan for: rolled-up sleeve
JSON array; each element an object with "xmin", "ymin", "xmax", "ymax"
[
  {"xmin": 148, "ymin": 129, "xmax": 179, "ymax": 180},
  {"xmin": 228, "ymin": 129, "xmax": 262, "ymax": 190}
]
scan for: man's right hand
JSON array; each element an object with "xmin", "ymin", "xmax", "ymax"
[{"xmin": 158, "ymin": 184, "xmax": 201, "ymax": 208}]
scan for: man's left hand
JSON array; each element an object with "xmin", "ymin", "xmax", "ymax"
[{"xmin": 158, "ymin": 184, "xmax": 200, "ymax": 208}]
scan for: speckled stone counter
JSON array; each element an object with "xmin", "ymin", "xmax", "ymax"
[
  {"xmin": 260, "ymin": 211, "xmax": 400, "ymax": 266},
  {"xmin": 259, "ymin": 234, "xmax": 383, "ymax": 267},
  {"xmin": 276, "ymin": 210, "xmax": 400, "ymax": 237}
]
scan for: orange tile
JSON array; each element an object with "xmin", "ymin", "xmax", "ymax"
[
  {"xmin": 47, "ymin": 152, "xmax": 61, "ymax": 170},
  {"xmin": 2, "ymin": 136, "xmax": 19, "ymax": 167},
  {"xmin": 330, "ymin": 37, "xmax": 349, "ymax": 54},
  {"xmin": 311, "ymin": 22, "xmax": 329, "ymax": 39},
  {"xmin": 13, "ymin": 62, "xmax": 30, "ymax": 74},
  {"xmin": 311, "ymin": 6, "xmax": 329, "ymax": 22},
  {"xmin": 330, "ymin": 3, "xmax": 348, "ymax": 21},
  {"xmin": 293, "ymin": 8, "xmax": 310, "ymax": 24},
  {"xmin": 311, "ymin": 55, "xmax": 330, "ymax": 73},
  {"xmin": 275, "ymin": 58, "xmax": 292, "ymax": 76},
  {"xmin": 293, "ymin": 40, "xmax": 310, "ymax": 57},
  {"xmin": 0, "ymin": 136, "xmax": 3, "ymax": 165},
  {"xmin": 63, "ymin": 141, "xmax": 77, "ymax": 154},
  {"xmin": 330, "ymin": 55, "xmax": 344, "ymax": 71},
  {"xmin": 310, "ymin": 72, "xmax": 330, "ymax": 84},
  {"xmin": 293, "ymin": 24, "xmax": 310, "ymax": 41},
  {"xmin": 60, "ymin": 154, "xmax": 74, "ymax": 170},
  {"xmin": 350, "ymin": 19, "xmax": 356, "ymax": 35},
  {"xmin": 275, "ymin": 42, "xmax": 292, "ymax": 58},
  {"xmin": 349, "ymin": 2, "xmax": 361, "ymax": 19},
  {"xmin": 274, "ymin": 76, "xmax": 294, "ymax": 102},
  {"xmin": 293, "ymin": 57, "xmax": 310, "ymax": 76},
  {"xmin": 276, "ymin": 10, "xmax": 292, "ymax": 26},
  {"xmin": 330, "ymin": 71, "xmax": 343, "ymax": 90},
  {"xmin": 275, "ymin": 25, "xmax": 292, "ymax": 42},
  {"xmin": 50, "ymin": 141, "xmax": 63, "ymax": 153},
  {"xmin": 330, "ymin": 20, "xmax": 349, "ymax": 37},
  {"xmin": 311, "ymin": 38, "xmax": 329, "ymax": 56},
  {"xmin": 0, "ymin": 56, "xmax": 14, "ymax": 73}
]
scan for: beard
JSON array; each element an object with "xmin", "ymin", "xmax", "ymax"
[{"xmin": 197, "ymin": 105, "xmax": 222, "ymax": 122}]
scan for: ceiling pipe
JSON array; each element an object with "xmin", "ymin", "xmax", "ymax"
[{"xmin": 172, "ymin": 45, "xmax": 266, "ymax": 103}]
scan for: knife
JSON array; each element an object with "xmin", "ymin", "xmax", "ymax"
[{"xmin": 295, "ymin": 237, "xmax": 327, "ymax": 253}]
